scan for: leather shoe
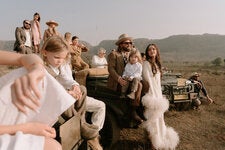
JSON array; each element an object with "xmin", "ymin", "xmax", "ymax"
[
  {"xmin": 81, "ymin": 120, "xmax": 99, "ymax": 140},
  {"xmin": 127, "ymin": 92, "xmax": 135, "ymax": 100},
  {"xmin": 87, "ymin": 136, "xmax": 103, "ymax": 150}
]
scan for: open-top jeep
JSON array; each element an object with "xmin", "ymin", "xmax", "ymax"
[
  {"xmin": 57, "ymin": 70, "xmax": 197, "ymax": 149},
  {"xmin": 85, "ymin": 71, "xmax": 197, "ymax": 149},
  {"xmin": 161, "ymin": 72, "xmax": 196, "ymax": 110}
]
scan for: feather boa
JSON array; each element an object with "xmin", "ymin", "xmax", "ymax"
[{"xmin": 141, "ymin": 95, "xmax": 179, "ymax": 149}]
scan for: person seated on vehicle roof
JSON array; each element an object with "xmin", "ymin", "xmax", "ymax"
[
  {"xmin": 70, "ymin": 36, "xmax": 89, "ymax": 86},
  {"xmin": 91, "ymin": 47, "xmax": 108, "ymax": 69},
  {"xmin": 107, "ymin": 33, "xmax": 143, "ymax": 124},
  {"xmin": 188, "ymin": 72, "xmax": 214, "ymax": 109}
]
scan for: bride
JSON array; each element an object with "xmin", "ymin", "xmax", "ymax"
[{"xmin": 141, "ymin": 44, "xmax": 179, "ymax": 149}]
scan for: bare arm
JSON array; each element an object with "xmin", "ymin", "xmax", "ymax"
[
  {"xmin": 0, "ymin": 50, "xmax": 43, "ymax": 66},
  {"xmin": 0, "ymin": 123, "xmax": 56, "ymax": 138},
  {"xmin": 0, "ymin": 50, "xmax": 45, "ymax": 113}
]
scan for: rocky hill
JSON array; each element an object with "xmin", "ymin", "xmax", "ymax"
[{"xmin": 1, "ymin": 34, "xmax": 225, "ymax": 62}]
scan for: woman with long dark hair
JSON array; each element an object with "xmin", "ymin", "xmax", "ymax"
[
  {"xmin": 141, "ymin": 44, "xmax": 179, "ymax": 149},
  {"xmin": 30, "ymin": 12, "xmax": 41, "ymax": 54}
]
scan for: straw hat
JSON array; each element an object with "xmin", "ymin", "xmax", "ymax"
[
  {"xmin": 192, "ymin": 72, "xmax": 200, "ymax": 77},
  {"xmin": 46, "ymin": 20, "xmax": 58, "ymax": 26},
  {"xmin": 115, "ymin": 34, "xmax": 133, "ymax": 46}
]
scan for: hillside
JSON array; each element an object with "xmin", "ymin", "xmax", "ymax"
[
  {"xmin": 90, "ymin": 34, "xmax": 225, "ymax": 62},
  {"xmin": 1, "ymin": 34, "xmax": 225, "ymax": 62}
]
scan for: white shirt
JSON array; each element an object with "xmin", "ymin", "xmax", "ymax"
[
  {"xmin": 122, "ymin": 62, "xmax": 142, "ymax": 80},
  {"xmin": 24, "ymin": 30, "xmax": 32, "ymax": 47},
  {"xmin": 49, "ymin": 63, "xmax": 79, "ymax": 90},
  {"xmin": 91, "ymin": 55, "xmax": 108, "ymax": 68}
]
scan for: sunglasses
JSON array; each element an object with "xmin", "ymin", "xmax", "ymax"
[
  {"xmin": 122, "ymin": 42, "xmax": 133, "ymax": 45},
  {"xmin": 24, "ymin": 22, "xmax": 31, "ymax": 25}
]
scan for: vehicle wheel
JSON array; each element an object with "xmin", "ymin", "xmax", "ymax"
[{"xmin": 100, "ymin": 110, "xmax": 120, "ymax": 150}]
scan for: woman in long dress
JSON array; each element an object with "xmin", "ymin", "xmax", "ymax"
[
  {"xmin": 30, "ymin": 12, "xmax": 41, "ymax": 54},
  {"xmin": 142, "ymin": 44, "xmax": 179, "ymax": 149}
]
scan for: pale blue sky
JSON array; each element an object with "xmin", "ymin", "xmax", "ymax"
[{"xmin": 1, "ymin": 0, "xmax": 225, "ymax": 45}]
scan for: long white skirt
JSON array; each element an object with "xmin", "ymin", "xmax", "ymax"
[{"xmin": 142, "ymin": 94, "xmax": 179, "ymax": 150}]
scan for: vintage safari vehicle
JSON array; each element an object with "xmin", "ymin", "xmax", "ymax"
[
  {"xmin": 84, "ymin": 70, "xmax": 197, "ymax": 149},
  {"xmin": 0, "ymin": 66, "xmax": 197, "ymax": 150},
  {"xmin": 161, "ymin": 72, "xmax": 196, "ymax": 110}
]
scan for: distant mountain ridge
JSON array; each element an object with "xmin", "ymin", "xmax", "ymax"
[
  {"xmin": 1, "ymin": 34, "xmax": 225, "ymax": 61},
  {"xmin": 90, "ymin": 33, "xmax": 225, "ymax": 62}
]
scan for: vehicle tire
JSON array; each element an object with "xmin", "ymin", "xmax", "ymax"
[{"xmin": 100, "ymin": 110, "xmax": 120, "ymax": 150}]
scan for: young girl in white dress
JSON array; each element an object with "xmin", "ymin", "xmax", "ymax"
[{"xmin": 142, "ymin": 44, "xmax": 179, "ymax": 149}]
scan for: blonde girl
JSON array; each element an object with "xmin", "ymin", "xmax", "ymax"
[
  {"xmin": 41, "ymin": 35, "xmax": 83, "ymax": 99},
  {"xmin": 121, "ymin": 49, "xmax": 143, "ymax": 123},
  {"xmin": 41, "ymin": 36, "xmax": 105, "ymax": 150}
]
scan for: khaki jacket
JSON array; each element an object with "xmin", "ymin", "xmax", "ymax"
[
  {"xmin": 13, "ymin": 27, "xmax": 33, "ymax": 51},
  {"xmin": 107, "ymin": 50, "xmax": 126, "ymax": 91}
]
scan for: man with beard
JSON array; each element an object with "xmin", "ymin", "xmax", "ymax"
[
  {"xmin": 189, "ymin": 72, "xmax": 214, "ymax": 109},
  {"xmin": 14, "ymin": 20, "xmax": 33, "ymax": 54},
  {"xmin": 107, "ymin": 34, "xmax": 143, "ymax": 124}
]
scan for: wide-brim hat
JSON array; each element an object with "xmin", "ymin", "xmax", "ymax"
[
  {"xmin": 46, "ymin": 20, "xmax": 58, "ymax": 26},
  {"xmin": 192, "ymin": 72, "xmax": 200, "ymax": 77},
  {"xmin": 115, "ymin": 34, "xmax": 133, "ymax": 46}
]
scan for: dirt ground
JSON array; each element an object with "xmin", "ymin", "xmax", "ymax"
[{"xmin": 1, "ymin": 63, "xmax": 225, "ymax": 150}]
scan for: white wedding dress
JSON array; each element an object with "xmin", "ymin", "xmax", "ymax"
[
  {"xmin": 142, "ymin": 61, "xmax": 179, "ymax": 149},
  {"xmin": 0, "ymin": 67, "xmax": 75, "ymax": 150}
]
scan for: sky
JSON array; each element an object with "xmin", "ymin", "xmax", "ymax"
[{"xmin": 1, "ymin": 0, "xmax": 225, "ymax": 45}]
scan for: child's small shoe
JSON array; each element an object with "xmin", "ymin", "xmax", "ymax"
[{"xmin": 127, "ymin": 92, "xmax": 135, "ymax": 100}]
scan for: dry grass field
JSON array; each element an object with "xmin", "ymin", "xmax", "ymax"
[
  {"xmin": 1, "ymin": 63, "xmax": 225, "ymax": 150},
  {"xmin": 118, "ymin": 63, "xmax": 225, "ymax": 150},
  {"xmin": 119, "ymin": 63, "xmax": 225, "ymax": 150},
  {"xmin": 163, "ymin": 63, "xmax": 225, "ymax": 150}
]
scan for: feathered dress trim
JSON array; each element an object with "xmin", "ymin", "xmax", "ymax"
[{"xmin": 141, "ymin": 96, "xmax": 179, "ymax": 149}]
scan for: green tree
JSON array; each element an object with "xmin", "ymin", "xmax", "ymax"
[{"xmin": 211, "ymin": 57, "xmax": 222, "ymax": 66}]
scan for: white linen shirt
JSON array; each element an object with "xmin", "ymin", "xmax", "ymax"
[
  {"xmin": 122, "ymin": 62, "xmax": 142, "ymax": 80},
  {"xmin": 49, "ymin": 63, "xmax": 79, "ymax": 90},
  {"xmin": 91, "ymin": 55, "xmax": 108, "ymax": 68},
  {"xmin": 24, "ymin": 30, "xmax": 32, "ymax": 47}
]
